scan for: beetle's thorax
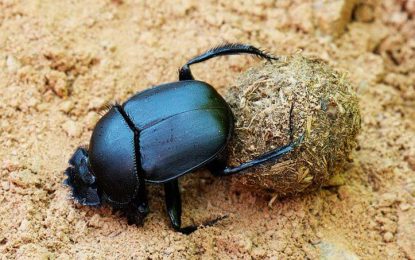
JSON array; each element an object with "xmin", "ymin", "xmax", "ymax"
[{"xmin": 88, "ymin": 105, "xmax": 143, "ymax": 205}]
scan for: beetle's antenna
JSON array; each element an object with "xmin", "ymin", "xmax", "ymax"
[{"xmin": 179, "ymin": 43, "xmax": 278, "ymax": 81}]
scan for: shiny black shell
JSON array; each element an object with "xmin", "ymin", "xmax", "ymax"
[{"xmin": 89, "ymin": 80, "xmax": 233, "ymax": 204}]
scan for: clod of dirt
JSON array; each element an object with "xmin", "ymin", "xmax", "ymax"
[
  {"xmin": 353, "ymin": 3, "xmax": 375, "ymax": 23},
  {"xmin": 313, "ymin": 0, "xmax": 357, "ymax": 36},
  {"xmin": 225, "ymin": 55, "xmax": 361, "ymax": 197}
]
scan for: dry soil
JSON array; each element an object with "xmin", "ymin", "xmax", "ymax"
[{"xmin": 0, "ymin": 0, "xmax": 414, "ymax": 259}]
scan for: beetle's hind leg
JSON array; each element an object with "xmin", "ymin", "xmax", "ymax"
[
  {"xmin": 208, "ymin": 134, "xmax": 304, "ymax": 176},
  {"xmin": 64, "ymin": 147, "xmax": 101, "ymax": 206},
  {"xmin": 164, "ymin": 179, "xmax": 226, "ymax": 234},
  {"xmin": 179, "ymin": 43, "xmax": 278, "ymax": 80},
  {"xmin": 209, "ymin": 100, "xmax": 303, "ymax": 176}
]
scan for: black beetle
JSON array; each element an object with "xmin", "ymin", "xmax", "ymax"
[{"xmin": 64, "ymin": 43, "xmax": 302, "ymax": 234}]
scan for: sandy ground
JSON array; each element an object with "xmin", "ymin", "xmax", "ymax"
[{"xmin": 0, "ymin": 0, "xmax": 414, "ymax": 259}]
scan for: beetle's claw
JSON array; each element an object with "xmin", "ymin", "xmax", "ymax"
[{"xmin": 266, "ymin": 54, "xmax": 279, "ymax": 64}]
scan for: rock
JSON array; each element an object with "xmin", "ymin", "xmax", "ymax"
[
  {"xmin": 252, "ymin": 247, "xmax": 266, "ymax": 258},
  {"xmin": 378, "ymin": 193, "xmax": 398, "ymax": 207},
  {"xmin": 399, "ymin": 203, "xmax": 411, "ymax": 211},
  {"xmin": 352, "ymin": 53, "xmax": 385, "ymax": 84},
  {"xmin": 35, "ymin": 103, "xmax": 49, "ymax": 112},
  {"xmin": 269, "ymin": 239, "xmax": 287, "ymax": 252},
  {"xmin": 9, "ymin": 169, "xmax": 39, "ymax": 188},
  {"xmin": 388, "ymin": 11, "xmax": 408, "ymax": 27},
  {"xmin": 101, "ymin": 41, "xmax": 117, "ymax": 52},
  {"xmin": 325, "ymin": 174, "xmax": 346, "ymax": 187},
  {"xmin": 62, "ymin": 120, "xmax": 82, "ymax": 137},
  {"xmin": 84, "ymin": 111, "xmax": 100, "ymax": 130},
  {"xmin": 6, "ymin": 55, "xmax": 22, "ymax": 72},
  {"xmin": 289, "ymin": 3, "xmax": 314, "ymax": 33},
  {"xmin": 238, "ymin": 236, "xmax": 252, "ymax": 252},
  {"xmin": 406, "ymin": 0, "xmax": 415, "ymax": 15},
  {"xmin": 404, "ymin": 154, "xmax": 415, "ymax": 171},
  {"xmin": 16, "ymin": 243, "xmax": 54, "ymax": 260},
  {"xmin": 318, "ymin": 241, "xmax": 359, "ymax": 260},
  {"xmin": 313, "ymin": 0, "xmax": 357, "ymax": 37},
  {"xmin": 59, "ymin": 100, "xmax": 74, "ymax": 113},
  {"xmin": 397, "ymin": 206, "xmax": 415, "ymax": 259},
  {"xmin": 383, "ymin": 232, "xmax": 394, "ymax": 242},
  {"xmin": 2, "ymin": 159, "xmax": 20, "ymax": 172},
  {"xmin": 88, "ymin": 97, "xmax": 108, "ymax": 110},
  {"xmin": 337, "ymin": 185, "xmax": 352, "ymax": 201},
  {"xmin": 45, "ymin": 70, "xmax": 69, "ymax": 98},
  {"xmin": 353, "ymin": 3, "xmax": 375, "ymax": 23},
  {"xmin": 88, "ymin": 214, "xmax": 103, "ymax": 228},
  {"xmin": 1, "ymin": 181, "xmax": 10, "ymax": 191},
  {"xmin": 343, "ymin": 22, "xmax": 389, "ymax": 53}
]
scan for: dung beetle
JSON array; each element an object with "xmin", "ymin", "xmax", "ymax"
[{"xmin": 64, "ymin": 43, "xmax": 303, "ymax": 234}]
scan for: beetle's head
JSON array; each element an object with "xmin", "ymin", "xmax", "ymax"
[
  {"xmin": 65, "ymin": 106, "xmax": 142, "ymax": 208},
  {"xmin": 64, "ymin": 147, "xmax": 101, "ymax": 206}
]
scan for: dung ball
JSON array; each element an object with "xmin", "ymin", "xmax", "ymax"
[{"xmin": 225, "ymin": 55, "xmax": 361, "ymax": 197}]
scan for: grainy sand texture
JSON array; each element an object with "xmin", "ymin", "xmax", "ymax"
[{"xmin": 1, "ymin": 0, "xmax": 414, "ymax": 259}]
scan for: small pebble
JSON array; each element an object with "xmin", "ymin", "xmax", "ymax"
[
  {"xmin": 1, "ymin": 181, "xmax": 10, "ymax": 191},
  {"xmin": 88, "ymin": 214, "xmax": 102, "ymax": 228},
  {"xmin": 399, "ymin": 203, "xmax": 411, "ymax": 211},
  {"xmin": 84, "ymin": 111, "xmax": 100, "ymax": 130},
  {"xmin": 88, "ymin": 97, "xmax": 107, "ymax": 110},
  {"xmin": 45, "ymin": 70, "xmax": 69, "ymax": 98},
  {"xmin": 378, "ymin": 193, "xmax": 398, "ymax": 207},
  {"xmin": 6, "ymin": 55, "xmax": 21, "ymax": 72},
  {"xmin": 36, "ymin": 103, "xmax": 49, "ymax": 112},
  {"xmin": 8, "ymin": 169, "xmax": 38, "ymax": 188},
  {"xmin": 62, "ymin": 120, "xmax": 82, "ymax": 137},
  {"xmin": 59, "ymin": 100, "xmax": 74, "ymax": 113},
  {"xmin": 383, "ymin": 232, "xmax": 394, "ymax": 242},
  {"xmin": 354, "ymin": 4, "xmax": 374, "ymax": 23}
]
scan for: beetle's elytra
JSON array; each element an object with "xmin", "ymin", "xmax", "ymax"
[{"xmin": 65, "ymin": 43, "xmax": 303, "ymax": 234}]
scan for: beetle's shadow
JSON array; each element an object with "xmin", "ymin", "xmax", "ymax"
[
  {"xmin": 178, "ymin": 169, "xmax": 334, "ymax": 222},
  {"xmin": 175, "ymin": 169, "xmax": 279, "ymax": 220},
  {"xmin": 66, "ymin": 168, "xmax": 329, "ymax": 229}
]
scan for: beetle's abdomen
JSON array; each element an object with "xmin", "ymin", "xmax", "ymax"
[
  {"xmin": 89, "ymin": 107, "xmax": 138, "ymax": 204},
  {"xmin": 123, "ymin": 80, "xmax": 233, "ymax": 183},
  {"xmin": 140, "ymin": 108, "xmax": 231, "ymax": 182}
]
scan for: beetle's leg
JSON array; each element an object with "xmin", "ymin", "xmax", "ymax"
[
  {"xmin": 208, "ymin": 134, "xmax": 304, "ymax": 176},
  {"xmin": 124, "ymin": 189, "xmax": 149, "ymax": 226},
  {"xmin": 164, "ymin": 179, "xmax": 199, "ymax": 234},
  {"xmin": 164, "ymin": 179, "xmax": 186, "ymax": 232},
  {"xmin": 164, "ymin": 179, "xmax": 227, "ymax": 234},
  {"xmin": 179, "ymin": 43, "xmax": 278, "ymax": 80},
  {"xmin": 64, "ymin": 147, "xmax": 101, "ymax": 206}
]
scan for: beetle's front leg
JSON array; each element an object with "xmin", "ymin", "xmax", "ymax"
[
  {"xmin": 64, "ymin": 147, "xmax": 101, "ymax": 206},
  {"xmin": 124, "ymin": 201, "xmax": 149, "ymax": 226},
  {"xmin": 123, "ymin": 182, "xmax": 149, "ymax": 226}
]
